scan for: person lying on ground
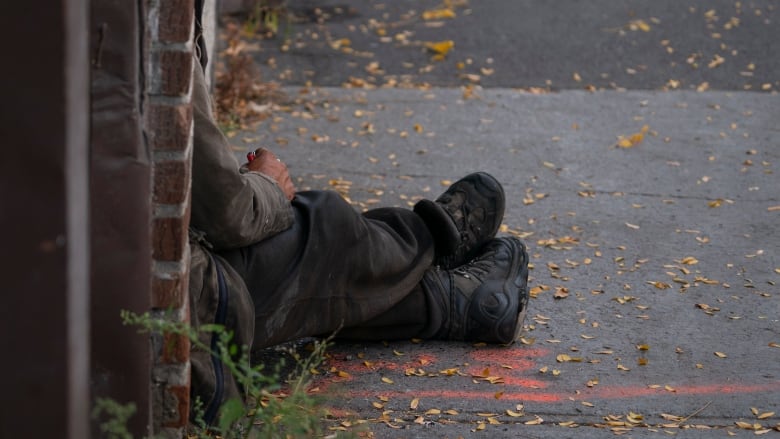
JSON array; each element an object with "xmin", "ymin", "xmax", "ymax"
[{"xmin": 186, "ymin": 60, "xmax": 530, "ymax": 425}]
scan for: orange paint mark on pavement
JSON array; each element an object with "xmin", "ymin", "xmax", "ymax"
[
  {"xmin": 320, "ymin": 348, "xmax": 780, "ymax": 407},
  {"xmin": 585, "ymin": 381, "xmax": 780, "ymax": 400}
]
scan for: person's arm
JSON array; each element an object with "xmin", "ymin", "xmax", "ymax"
[{"xmin": 189, "ymin": 65, "xmax": 294, "ymax": 250}]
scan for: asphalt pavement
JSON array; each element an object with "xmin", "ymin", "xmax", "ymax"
[{"xmin": 220, "ymin": 0, "xmax": 779, "ymax": 436}]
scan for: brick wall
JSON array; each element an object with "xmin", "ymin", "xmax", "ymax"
[{"xmin": 145, "ymin": 0, "xmax": 196, "ymax": 436}]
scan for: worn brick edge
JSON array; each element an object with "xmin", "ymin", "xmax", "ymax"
[{"xmin": 145, "ymin": 0, "xmax": 195, "ymax": 436}]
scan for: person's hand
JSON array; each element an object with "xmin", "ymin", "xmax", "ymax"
[{"xmin": 246, "ymin": 148, "xmax": 296, "ymax": 200}]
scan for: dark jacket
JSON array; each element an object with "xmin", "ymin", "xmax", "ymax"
[{"xmin": 188, "ymin": 63, "xmax": 294, "ymax": 424}]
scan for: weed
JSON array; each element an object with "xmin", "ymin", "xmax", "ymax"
[
  {"xmin": 215, "ymin": 5, "xmax": 287, "ymax": 133},
  {"xmin": 92, "ymin": 398, "xmax": 137, "ymax": 439},
  {"xmin": 243, "ymin": 1, "xmax": 287, "ymax": 37},
  {"xmin": 119, "ymin": 310, "xmax": 342, "ymax": 438}
]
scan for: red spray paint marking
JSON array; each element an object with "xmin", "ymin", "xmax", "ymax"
[
  {"xmin": 338, "ymin": 381, "xmax": 780, "ymax": 404},
  {"xmin": 317, "ymin": 347, "xmax": 780, "ymax": 404},
  {"xmin": 584, "ymin": 381, "xmax": 780, "ymax": 400}
]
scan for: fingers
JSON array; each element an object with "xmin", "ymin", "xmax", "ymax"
[{"xmin": 246, "ymin": 147, "xmax": 296, "ymax": 200}]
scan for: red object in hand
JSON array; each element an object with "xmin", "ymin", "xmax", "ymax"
[{"xmin": 247, "ymin": 151, "xmax": 256, "ymax": 162}]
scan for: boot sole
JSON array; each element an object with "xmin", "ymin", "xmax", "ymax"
[
  {"xmin": 497, "ymin": 237, "xmax": 530, "ymax": 344},
  {"xmin": 414, "ymin": 172, "xmax": 506, "ymax": 262}
]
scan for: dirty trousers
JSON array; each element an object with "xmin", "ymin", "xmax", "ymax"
[
  {"xmin": 190, "ymin": 63, "xmax": 445, "ymax": 350},
  {"xmin": 218, "ymin": 192, "xmax": 443, "ymax": 348}
]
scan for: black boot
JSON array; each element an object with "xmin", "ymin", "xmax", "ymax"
[
  {"xmin": 414, "ymin": 172, "xmax": 505, "ymax": 269},
  {"xmin": 422, "ymin": 237, "xmax": 529, "ymax": 344}
]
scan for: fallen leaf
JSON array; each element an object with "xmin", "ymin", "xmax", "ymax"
[
  {"xmin": 425, "ymin": 40, "xmax": 454, "ymax": 56},
  {"xmin": 524, "ymin": 416, "xmax": 544, "ymax": 425},
  {"xmin": 554, "ymin": 286, "xmax": 570, "ymax": 299},
  {"xmin": 381, "ymin": 377, "xmax": 394, "ymax": 384},
  {"xmin": 714, "ymin": 351, "xmax": 728, "ymax": 358},
  {"xmin": 422, "ymin": 8, "xmax": 456, "ymax": 20}
]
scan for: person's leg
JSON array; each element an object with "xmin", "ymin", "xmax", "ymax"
[
  {"xmin": 340, "ymin": 236, "xmax": 530, "ymax": 345},
  {"xmin": 218, "ymin": 190, "xmax": 436, "ymax": 349}
]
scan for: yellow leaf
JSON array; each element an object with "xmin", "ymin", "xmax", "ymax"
[
  {"xmin": 337, "ymin": 370, "xmax": 351, "ymax": 378},
  {"xmin": 425, "ymin": 408, "xmax": 441, "ymax": 415},
  {"xmin": 617, "ymin": 364, "xmax": 630, "ymax": 371},
  {"xmin": 556, "ymin": 354, "xmax": 571, "ymax": 362},
  {"xmin": 757, "ymin": 412, "xmax": 774, "ymax": 419},
  {"xmin": 680, "ymin": 256, "xmax": 699, "ymax": 265},
  {"xmin": 422, "ymin": 8, "xmax": 456, "ymax": 20},
  {"xmin": 735, "ymin": 421, "xmax": 753, "ymax": 429},
  {"xmin": 636, "ymin": 344, "xmax": 650, "ymax": 351},
  {"xmin": 581, "ymin": 401, "xmax": 595, "ymax": 407},
  {"xmin": 372, "ymin": 401, "xmax": 384, "ymax": 409},
  {"xmin": 708, "ymin": 199, "xmax": 724, "ymax": 208},
  {"xmin": 506, "ymin": 409, "xmax": 524, "ymax": 417},
  {"xmin": 524, "ymin": 416, "xmax": 544, "ymax": 425},
  {"xmin": 425, "ymin": 40, "xmax": 455, "ymax": 56},
  {"xmin": 714, "ymin": 351, "xmax": 727, "ymax": 358},
  {"xmin": 410, "ymin": 398, "xmax": 419, "ymax": 410},
  {"xmin": 617, "ymin": 137, "xmax": 634, "ymax": 148},
  {"xmin": 445, "ymin": 409, "xmax": 459, "ymax": 415},
  {"xmin": 381, "ymin": 377, "xmax": 394, "ymax": 384},
  {"xmin": 769, "ymin": 342, "xmax": 780, "ymax": 348}
]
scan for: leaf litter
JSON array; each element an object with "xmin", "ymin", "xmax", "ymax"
[{"xmin": 218, "ymin": 1, "xmax": 780, "ymax": 435}]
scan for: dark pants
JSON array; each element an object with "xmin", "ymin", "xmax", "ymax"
[{"xmin": 219, "ymin": 191, "xmax": 443, "ymax": 349}]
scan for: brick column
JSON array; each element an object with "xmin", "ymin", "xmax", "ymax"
[{"xmin": 145, "ymin": 0, "xmax": 195, "ymax": 436}]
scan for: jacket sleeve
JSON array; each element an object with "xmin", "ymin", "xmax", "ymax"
[{"xmin": 189, "ymin": 64, "xmax": 294, "ymax": 250}]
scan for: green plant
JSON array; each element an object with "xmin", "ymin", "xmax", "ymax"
[
  {"xmin": 120, "ymin": 310, "xmax": 340, "ymax": 438},
  {"xmin": 243, "ymin": 1, "xmax": 286, "ymax": 37},
  {"xmin": 92, "ymin": 397, "xmax": 137, "ymax": 439}
]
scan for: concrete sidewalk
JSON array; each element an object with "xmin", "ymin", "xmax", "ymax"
[
  {"xmin": 219, "ymin": 0, "xmax": 779, "ymax": 436},
  {"xmin": 231, "ymin": 86, "xmax": 779, "ymax": 437}
]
